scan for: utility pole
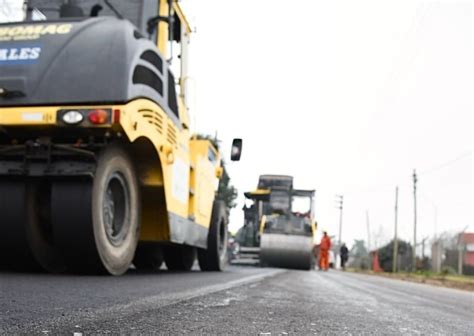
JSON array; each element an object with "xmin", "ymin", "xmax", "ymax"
[
  {"xmin": 366, "ymin": 210, "xmax": 371, "ymax": 252},
  {"xmin": 458, "ymin": 225, "xmax": 469, "ymax": 275},
  {"xmin": 392, "ymin": 186, "xmax": 399, "ymax": 273},
  {"xmin": 458, "ymin": 239, "xmax": 463, "ymax": 275},
  {"xmin": 432, "ymin": 238, "xmax": 442, "ymax": 273},
  {"xmin": 412, "ymin": 170, "xmax": 418, "ymax": 272},
  {"xmin": 335, "ymin": 195, "xmax": 344, "ymax": 267}
]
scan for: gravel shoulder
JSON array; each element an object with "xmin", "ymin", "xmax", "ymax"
[{"xmin": 348, "ymin": 269, "xmax": 474, "ymax": 292}]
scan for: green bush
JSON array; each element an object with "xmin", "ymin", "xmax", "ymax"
[{"xmin": 441, "ymin": 266, "xmax": 457, "ymax": 276}]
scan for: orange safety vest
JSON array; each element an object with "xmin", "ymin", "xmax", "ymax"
[{"xmin": 320, "ymin": 236, "xmax": 331, "ymax": 251}]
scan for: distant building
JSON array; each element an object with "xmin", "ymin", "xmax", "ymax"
[
  {"xmin": 460, "ymin": 232, "xmax": 474, "ymax": 267},
  {"xmin": 431, "ymin": 232, "xmax": 474, "ymax": 275}
]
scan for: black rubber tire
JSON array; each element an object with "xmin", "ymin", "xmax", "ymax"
[
  {"xmin": 0, "ymin": 181, "xmax": 65, "ymax": 273},
  {"xmin": 133, "ymin": 243, "xmax": 164, "ymax": 271},
  {"xmin": 51, "ymin": 145, "xmax": 140, "ymax": 275},
  {"xmin": 164, "ymin": 245, "xmax": 196, "ymax": 271},
  {"xmin": 25, "ymin": 181, "xmax": 66, "ymax": 273},
  {"xmin": 198, "ymin": 201, "xmax": 228, "ymax": 271}
]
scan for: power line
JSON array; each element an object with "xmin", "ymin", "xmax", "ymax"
[
  {"xmin": 419, "ymin": 151, "xmax": 472, "ymax": 176},
  {"xmin": 339, "ymin": 150, "xmax": 472, "ymax": 196}
]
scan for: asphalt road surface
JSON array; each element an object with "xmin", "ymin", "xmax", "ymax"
[{"xmin": 1, "ymin": 266, "xmax": 473, "ymax": 335}]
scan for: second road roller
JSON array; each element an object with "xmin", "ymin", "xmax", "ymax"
[{"xmin": 234, "ymin": 175, "xmax": 316, "ymax": 270}]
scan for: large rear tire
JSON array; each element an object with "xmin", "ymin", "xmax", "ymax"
[
  {"xmin": 26, "ymin": 182, "xmax": 66, "ymax": 273},
  {"xmin": 0, "ymin": 181, "xmax": 65, "ymax": 273},
  {"xmin": 51, "ymin": 145, "xmax": 140, "ymax": 275},
  {"xmin": 198, "ymin": 201, "xmax": 228, "ymax": 271},
  {"xmin": 164, "ymin": 245, "xmax": 196, "ymax": 271}
]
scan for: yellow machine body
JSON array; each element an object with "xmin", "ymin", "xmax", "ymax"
[{"xmin": 0, "ymin": 1, "xmax": 221, "ymax": 251}]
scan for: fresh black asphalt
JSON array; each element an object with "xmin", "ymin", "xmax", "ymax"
[{"xmin": 1, "ymin": 266, "xmax": 472, "ymax": 335}]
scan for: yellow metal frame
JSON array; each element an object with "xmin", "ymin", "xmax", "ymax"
[
  {"xmin": 0, "ymin": 97, "xmax": 220, "ymax": 242},
  {"xmin": 0, "ymin": 1, "xmax": 219, "ymax": 246}
]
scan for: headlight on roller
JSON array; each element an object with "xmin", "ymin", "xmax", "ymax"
[{"xmin": 62, "ymin": 110, "xmax": 84, "ymax": 125}]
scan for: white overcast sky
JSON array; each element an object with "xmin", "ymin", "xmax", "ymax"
[
  {"xmin": 2, "ymin": 0, "xmax": 472, "ymax": 251},
  {"xmin": 184, "ymin": 0, "xmax": 472, "ymax": 250}
]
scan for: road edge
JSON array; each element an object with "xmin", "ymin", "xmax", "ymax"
[{"xmin": 347, "ymin": 269, "xmax": 474, "ymax": 292}]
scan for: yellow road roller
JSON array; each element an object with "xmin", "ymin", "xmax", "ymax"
[
  {"xmin": 0, "ymin": 0, "xmax": 242, "ymax": 275},
  {"xmin": 235, "ymin": 175, "xmax": 316, "ymax": 270}
]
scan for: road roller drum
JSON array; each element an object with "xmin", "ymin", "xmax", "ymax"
[{"xmin": 260, "ymin": 234, "xmax": 314, "ymax": 270}]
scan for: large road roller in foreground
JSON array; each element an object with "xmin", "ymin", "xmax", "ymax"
[
  {"xmin": 0, "ymin": 0, "xmax": 242, "ymax": 275},
  {"xmin": 235, "ymin": 175, "xmax": 316, "ymax": 270}
]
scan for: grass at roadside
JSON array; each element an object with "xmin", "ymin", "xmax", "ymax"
[{"xmin": 348, "ymin": 268, "xmax": 474, "ymax": 291}]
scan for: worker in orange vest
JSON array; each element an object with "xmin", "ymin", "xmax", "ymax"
[{"xmin": 319, "ymin": 231, "xmax": 331, "ymax": 271}]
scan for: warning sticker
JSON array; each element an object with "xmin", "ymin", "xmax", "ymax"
[{"xmin": 172, "ymin": 157, "xmax": 189, "ymax": 204}]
